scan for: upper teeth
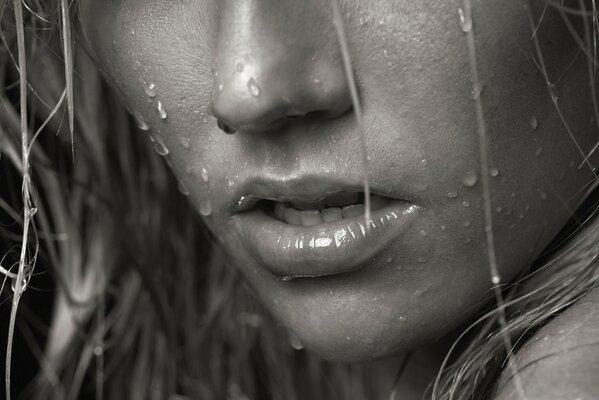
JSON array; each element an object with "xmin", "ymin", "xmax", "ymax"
[{"xmin": 273, "ymin": 194, "xmax": 388, "ymax": 226}]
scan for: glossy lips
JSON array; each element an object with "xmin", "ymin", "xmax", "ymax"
[{"xmin": 233, "ymin": 192, "xmax": 420, "ymax": 279}]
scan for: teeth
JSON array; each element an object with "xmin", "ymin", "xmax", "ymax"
[
  {"xmin": 342, "ymin": 204, "xmax": 365, "ymax": 218},
  {"xmin": 274, "ymin": 194, "xmax": 391, "ymax": 226},
  {"xmin": 275, "ymin": 202, "xmax": 286, "ymax": 221},
  {"xmin": 324, "ymin": 192, "xmax": 359, "ymax": 207},
  {"xmin": 284, "ymin": 207, "xmax": 302, "ymax": 225},
  {"xmin": 321, "ymin": 207, "xmax": 343, "ymax": 222},
  {"xmin": 290, "ymin": 199, "xmax": 324, "ymax": 211},
  {"xmin": 300, "ymin": 210, "xmax": 322, "ymax": 226}
]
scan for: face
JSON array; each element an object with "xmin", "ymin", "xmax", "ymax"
[{"xmin": 79, "ymin": 0, "xmax": 598, "ymax": 361}]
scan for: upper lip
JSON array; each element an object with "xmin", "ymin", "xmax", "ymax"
[{"xmin": 230, "ymin": 171, "xmax": 405, "ymax": 213}]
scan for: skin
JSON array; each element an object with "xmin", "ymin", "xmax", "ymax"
[{"xmin": 79, "ymin": 0, "xmax": 598, "ymax": 370}]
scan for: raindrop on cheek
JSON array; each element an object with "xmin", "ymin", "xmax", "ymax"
[
  {"xmin": 178, "ymin": 180, "xmax": 190, "ymax": 196},
  {"xmin": 247, "ymin": 78, "xmax": 261, "ymax": 97},
  {"xmin": 289, "ymin": 332, "xmax": 304, "ymax": 350},
  {"xmin": 530, "ymin": 116, "xmax": 538, "ymax": 130},
  {"xmin": 199, "ymin": 199, "xmax": 212, "ymax": 216},
  {"xmin": 156, "ymin": 101, "xmax": 168, "ymax": 120},
  {"xmin": 145, "ymin": 82, "xmax": 157, "ymax": 98},
  {"xmin": 179, "ymin": 136, "xmax": 192, "ymax": 150},
  {"xmin": 461, "ymin": 171, "xmax": 479, "ymax": 188},
  {"xmin": 200, "ymin": 167, "xmax": 209, "ymax": 183},
  {"xmin": 153, "ymin": 135, "xmax": 169, "ymax": 156},
  {"xmin": 133, "ymin": 112, "xmax": 150, "ymax": 131}
]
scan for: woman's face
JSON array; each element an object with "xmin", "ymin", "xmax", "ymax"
[{"xmin": 79, "ymin": 0, "xmax": 598, "ymax": 360}]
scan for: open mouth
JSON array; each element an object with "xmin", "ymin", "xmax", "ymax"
[
  {"xmin": 261, "ymin": 192, "xmax": 391, "ymax": 226},
  {"xmin": 233, "ymin": 189, "xmax": 419, "ymax": 279}
]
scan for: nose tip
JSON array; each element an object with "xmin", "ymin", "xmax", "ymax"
[
  {"xmin": 210, "ymin": 0, "xmax": 352, "ymax": 133},
  {"xmin": 211, "ymin": 61, "xmax": 352, "ymax": 132}
]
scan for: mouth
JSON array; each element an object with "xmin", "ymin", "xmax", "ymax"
[{"xmin": 232, "ymin": 189, "xmax": 420, "ymax": 280}]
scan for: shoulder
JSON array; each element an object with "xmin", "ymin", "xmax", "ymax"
[{"xmin": 494, "ymin": 287, "xmax": 599, "ymax": 400}]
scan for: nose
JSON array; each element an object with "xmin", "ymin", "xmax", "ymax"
[{"xmin": 211, "ymin": 0, "xmax": 352, "ymax": 133}]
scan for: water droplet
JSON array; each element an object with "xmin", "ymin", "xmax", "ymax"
[
  {"xmin": 247, "ymin": 78, "xmax": 261, "ymax": 97},
  {"xmin": 548, "ymin": 83, "xmax": 559, "ymax": 102},
  {"xmin": 420, "ymin": 158, "xmax": 428, "ymax": 166},
  {"xmin": 178, "ymin": 180, "xmax": 190, "ymax": 196},
  {"xmin": 289, "ymin": 332, "xmax": 303, "ymax": 350},
  {"xmin": 447, "ymin": 190, "xmax": 458, "ymax": 198},
  {"xmin": 93, "ymin": 346, "xmax": 103, "ymax": 357},
  {"xmin": 535, "ymin": 147, "xmax": 543, "ymax": 156},
  {"xmin": 441, "ymin": 225, "xmax": 447, "ymax": 231},
  {"xmin": 236, "ymin": 63, "xmax": 244, "ymax": 72},
  {"xmin": 179, "ymin": 136, "xmax": 192, "ymax": 149},
  {"xmin": 489, "ymin": 167, "xmax": 500, "ymax": 177},
  {"xmin": 11, "ymin": 277, "xmax": 27, "ymax": 293},
  {"xmin": 414, "ymin": 284, "xmax": 431, "ymax": 297},
  {"xmin": 217, "ymin": 83, "xmax": 224, "ymax": 92},
  {"xmin": 417, "ymin": 257, "xmax": 427, "ymax": 263},
  {"xmin": 470, "ymin": 82, "xmax": 484, "ymax": 99},
  {"xmin": 495, "ymin": 206, "xmax": 503, "ymax": 213},
  {"xmin": 199, "ymin": 199, "xmax": 212, "ymax": 216},
  {"xmin": 530, "ymin": 116, "xmax": 538, "ymax": 130},
  {"xmin": 156, "ymin": 101, "xmax": 168, "ymax": 119},
  {"xmin": 420, "ymin": 229, "xmax": 427, "ymax": 236},
  {"xmin": 461, "ymin": 171, "xmax": 478, "ymax": 187},
  {"xmin": 463, "ymin": 220, "xmax": 471, "ymax": 227},
  {"xmin": 282, "ymin": 276, "xmax": 294, "ymax": 282},
  {"xmin": 133, "ymin": 112, "xmax": 150, "ymax": 131},
  {"xmin": 491, "ymin": 274, "xmax": 501, "ymax": 285},
  {"xmin": 153, "ymin": 135, "xmax": 169, "ymax": 156},
  {"xmin": 462, "ymin": 201, "xmax": 470, "ymax": 208},
  {"xmin": 200, "ymin": 167, "xmax": 209, "ymax": 183},
  {"xmin": 398, "ymin": 316, "xmax": 407, "ymax": 322},
  {"xmin": 458, "ymin": 7, "xmax": 472, "ymax": 32},
  {"xmin": 386, "ymin": 257, "xmax": 394, "ymax": 264},
  {"xmin": 145, "ymin": 82, "xmax": 157, "ymax": 98}
]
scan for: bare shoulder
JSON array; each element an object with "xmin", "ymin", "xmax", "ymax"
[{"xmin": 494, "ymin": 287, "xmax": 599, "ymax": 400}]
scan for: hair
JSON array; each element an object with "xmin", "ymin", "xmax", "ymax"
[{"xmin": 0, "ymin": 1, "xmax": 598, "ymax": 400}]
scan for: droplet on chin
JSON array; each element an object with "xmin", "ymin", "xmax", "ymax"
[
  {"xmin": 461, "ymin": 170, "xmax": 479, "ymax": 188},
  {"xmin": 199, "ymin": 199, "xmax": 212, "ymax": 216},
  {"xmin": 247, "ymin": 78, "xmax": 261, "ymax": 97},
  {"xmin": 157, "ymin": 101, "xmax": 168, "ymax": 119}
]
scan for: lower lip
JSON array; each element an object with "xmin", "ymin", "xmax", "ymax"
[{"xmin": 233, "ymin": 201, "xmax": 420, "ymax": 279}]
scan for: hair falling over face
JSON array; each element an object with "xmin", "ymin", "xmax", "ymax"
[{"xmin": 1, "ymin": 1, "xmax": 599, "ymax": 400}]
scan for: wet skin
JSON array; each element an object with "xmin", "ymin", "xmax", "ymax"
[{"xmin": 79, "ymin": 0, "xmax": 598, "ymax": 361}]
